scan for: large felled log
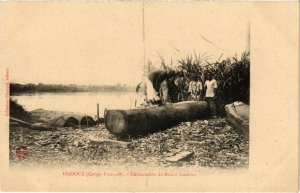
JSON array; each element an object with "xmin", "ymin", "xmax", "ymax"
[
  {"xmin": 51, "ymin": 114, "xmax": 96, "ymax": 127},
  {"xmin": 105, "ymin": 101, "xmax": 209, "ymax": 137},
  {"xmin": 31, "ymin": 109, "xmax": 96, "ymax": 127}
]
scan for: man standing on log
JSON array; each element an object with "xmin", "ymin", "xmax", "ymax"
[{"xmin": 204, "ymin": 73, "xmax": 218, "ymax": 118}]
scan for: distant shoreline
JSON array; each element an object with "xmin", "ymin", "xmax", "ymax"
[
  {"xmin": 10, "ymin": 83, "xmax": 135, "ymax": 95},
  {"xmin": 10, "ymin": 90, "xmax": 135, "ymax": 96}
]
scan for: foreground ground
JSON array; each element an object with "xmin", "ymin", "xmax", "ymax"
[{"xmin": 9, "ymin": 116, "xmax": 249, "ymax": 169}]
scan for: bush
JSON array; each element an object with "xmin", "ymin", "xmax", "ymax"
[{"xmin": 10, "ymin": 99, "xmax": 32, "ymax": 122}]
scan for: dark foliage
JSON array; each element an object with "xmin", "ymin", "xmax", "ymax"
[
  {"xmin": 10, "ymin": 99, "xmax": 32, "ymax": 122},
  {"xmin": 157, "ymin": 51, "xmax": 250, "ymax": 116},
  {"xmin": 205, "ymin": 51, "xmax": 250, "ymax": 105}
]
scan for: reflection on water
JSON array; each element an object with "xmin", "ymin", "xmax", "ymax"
[{"xmin": 10, "ymin": 92, "xmax": 136, "ymax": 117}]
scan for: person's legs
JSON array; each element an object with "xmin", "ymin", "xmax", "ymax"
[
  {"xmin": 197, "ymin": 91, "xmax": 202, "ymax": 101},
  {"xmin": 210, "ymin": 98, "xmax": 217, "ymax": 117},
  {"xmin": 177, "ymin": 91, "xmax": 183, "ymax": 102},
  {"xmin": 160, "ymin": 80, "xmax": 170, "ymax": 104},
  {"xmin": 206, "ymin": 97, "xmax": 217, "ymax": 117}
]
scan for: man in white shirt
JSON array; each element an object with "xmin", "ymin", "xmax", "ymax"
[
  {"xmin": 134, "ymin": 82, "xmax": 148, "ymax": 108},
  {"xmin": 188, "ymin": 80, "xmax": 197, "ymax": 100},
  {"xmin": 204, "ymin": 73, "xmax": 218, "ymax": 117}
]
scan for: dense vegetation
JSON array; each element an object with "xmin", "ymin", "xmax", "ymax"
[
  {"xmin": 10, "ymin": 83, "xmax": 135, "ymax": 94},
  {"xmin": 205, "ymin": 52, "xmax": 250, "ymax": 107},
  {"xmin": 147, "ymin": 51, "xmax": 250, "ymax": 115}
]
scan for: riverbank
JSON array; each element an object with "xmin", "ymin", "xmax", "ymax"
[{"xmin": 9, "ymin": 111, "xmax": 249, "ymax": 168}]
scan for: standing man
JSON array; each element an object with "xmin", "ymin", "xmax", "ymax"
[
  {"xmin": 204, "ymin": 73, "xmax": 218, "ymax": 118},
  {"xmin": 188, "ymin": 77, "xmax": 197, "ymax": 101},
  {"xmin": 134, "ymin": 82, "xmax": 148, "ymax": 108},
  {"xmin": 196, "ymin": 76, "xmax": 203, "ymax": 101},
  {"xmin": 174, "ymin": 74, "xmax": 184, "ymax": 102}
]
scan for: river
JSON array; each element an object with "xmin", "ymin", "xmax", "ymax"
[{"xmin": 10, "ymin": 92, "xmax": 136, "ymax": 117}]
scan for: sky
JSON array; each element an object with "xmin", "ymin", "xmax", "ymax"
[{"xmin": 0, "ymin": 2, "xmax": 250, "ymax": 86}]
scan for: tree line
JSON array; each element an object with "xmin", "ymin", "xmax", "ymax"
[{"xmin": 10, "ymin": 83, "xmax": 135, "ymax": 94}]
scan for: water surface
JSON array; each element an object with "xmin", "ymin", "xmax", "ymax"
[{"xmin": 11, "ymin": 92, "xmax": 136, "ymax": 117}]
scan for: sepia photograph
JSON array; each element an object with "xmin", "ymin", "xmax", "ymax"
[
  {"xmin": 0, "ymin": 2, "xmax": 298, "ymax": 192},
  {"xmin": 7, "ymin": 2, "xmax": 250, "ymax": 169}
]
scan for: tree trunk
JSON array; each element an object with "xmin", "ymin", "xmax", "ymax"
[{"xmin": 105, "ymin": 101, "xmax": 209, "ymax": 137}]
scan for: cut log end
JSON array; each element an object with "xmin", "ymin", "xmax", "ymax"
[
  {"xmin": 105, "ymin": 110, "xmax": 127, "ymax": 135},
  {"xmin": 64, "ymin": 117, "xmax": 79, "ymax": 127},
  {"xmin": 80, "ymin": 116, "xmax": 96, "ymax": 126}
]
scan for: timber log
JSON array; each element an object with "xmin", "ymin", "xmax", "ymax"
[
  {"xmin": 31, "ymin": 109, "xmax": 96, "ymax": 127},
  {"xmin": 105, "ymin": 101, "xmax": 209, "ymax": 137}
]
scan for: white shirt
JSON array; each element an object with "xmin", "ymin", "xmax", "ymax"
[
  {"xmin": 196, "ymin": 81, "xmax": 203, "ymax": 92},
  {"xmin": 188, "ymin": 81, "xmax": 197, "ymax": 93},
  {"xmin": 205, "ymin": 79, "xmax": 217, "ymax": 97}
]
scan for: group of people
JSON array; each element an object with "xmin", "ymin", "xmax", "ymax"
[{"xmin": 134, "ymin": 69, "xmax": 218, "ymax": 117}]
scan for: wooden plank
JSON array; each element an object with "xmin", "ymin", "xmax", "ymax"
[
  {"xmin": 9, "ymin": 117, "xmax": 31, "ymax": 126},
  {"xmin": 9, "ymin": 117, "xmax": 55, "ymax": 131},
  {"xmin": 97, "ymin": 103, "xmax": 100, "ymax": 127},
  {"xmin": 89, "ymin": 135, "xmax": 131, "ymax": 148},
  {"xmin": 165, "ymin": 151, "xmax": 194, "ymax": 162}
]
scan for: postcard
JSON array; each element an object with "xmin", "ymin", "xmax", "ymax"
[{"xmin": 0, "ymin": 2, "xmax": 298, "ymax": 192}]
